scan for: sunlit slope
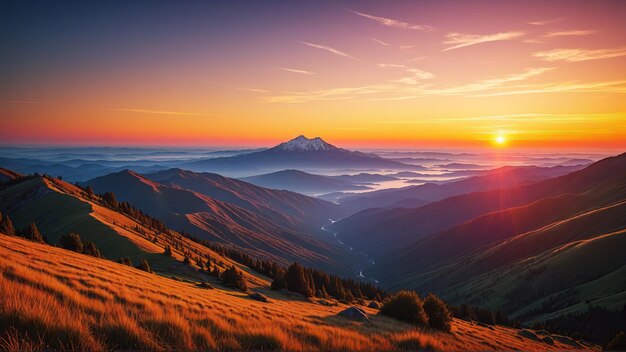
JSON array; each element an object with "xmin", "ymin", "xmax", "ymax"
[
  {"xmin": 0, "ymin": 234, "xmax": 594, "ymax": 351},
  {"xmin": 85, "ymin": 170, "xmax": 357, "ymax": 274},
  {"xmin": 0, "ymin": 175, "xmax": 261, "ymax": 283},
  {"xmin": 380, "ymin": 199, "xmax": 626, "ymax": 322},
  {"xmin": 330, "ymin": 152, "xmax": 626, "ymax": 258}
]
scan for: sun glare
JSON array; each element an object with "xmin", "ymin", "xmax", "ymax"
[{"xmin": 495, "ymin": 135, "xmax": 506, "ymax": 145}]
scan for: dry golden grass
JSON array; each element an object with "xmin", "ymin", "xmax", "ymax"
[{"xmin": 0, "ymin": 234, "xmax": 596, "ymax": 351}]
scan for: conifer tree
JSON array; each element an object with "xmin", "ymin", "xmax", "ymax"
[
  {"xmin": 0, "ymin": 213, "xmax": 16, "ymax": 236},
  {"xmin": 22, "ymin": 222, "xmax": 44, "ymax": 243}
]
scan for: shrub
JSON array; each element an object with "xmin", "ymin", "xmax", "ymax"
[
  {"xmin": 163, "ymin": 245, "xmax": 172, "ymax": 256},
  {"xmin": 380, "ymin": 290, "xmax": 428, "ymax": 325},
  {"xmin": 59, "ymin": 233, "xmax": 83, "ymax": 253},
  {"xmin": 476, "ymin": 307, "xmax": 495, "ymax": 325},
  {"xmin": 221, "ymin": 265, "xmax": 248, "ymax": 292},
  {"xmin": 423, "ymin": 293, "xmax": 453, "ymax": 331}
]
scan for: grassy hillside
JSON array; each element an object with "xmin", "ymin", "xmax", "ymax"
[
  {"xmin": 0, "ymin": 234, "xmax": 594, "ymax": 351},
  {"xmin": 0, "ymin": 175, "xmax": 264, "ymax": 283}
]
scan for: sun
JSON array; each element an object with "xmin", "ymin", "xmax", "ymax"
[{"xmin": 495, "ymin": 135, "xmax": 506, "ymax": 145}]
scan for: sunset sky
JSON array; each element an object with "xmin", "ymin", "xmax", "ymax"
[{"xmin": 1, "ymin": 0, "xmax": 626, "ymax": 149}]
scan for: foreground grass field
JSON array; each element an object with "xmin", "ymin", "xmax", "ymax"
[{"xmin": 0, "ymin": 234, "xmax": 596, "ymax": 351}]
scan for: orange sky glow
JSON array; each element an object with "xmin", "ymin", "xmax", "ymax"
[{"xmin": 1, "ymin": 1, "xmax": 626, "ymax": 150}]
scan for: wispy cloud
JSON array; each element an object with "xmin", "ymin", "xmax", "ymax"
[
  {"xmin": 528, "ymin": 18, "xmax": 564, "ymax": 26},
  {"xmin": 533, "ymin": 47, "xmax": 626, "ymax": 62},
  {"xmin": 406, "ymin": 56, "xmax": 427, "ymax": 63},
  {"xmin": 543, "ymin": 30, "xmax": 597, "ymax": 38},
  {"xmin": 300, "ymin": 41, "xmax": 356, "ymax": 59},
  {"xmin": 112, "ymin": 108, "xmax": 217, "ymax": 117},
  {"xmin": 378, "ymin": 63, "xmax": 435, "ymax": 83},
  {"xmin": 473, "ymin": 80, "xmax": 626, "ymax": 96},
  {"xmin": 350, "ymin": 10, "xmax": 433, "ymax": 31},
  {"xmin": 280, "ymin": 67, "xmax": 316, "ymax": 75},
  {"xmin": 443, "ymin": 31, "xmax": 525, "ymax": 51},
  {"xmin": 372, "ymin": 38, "xmax": 390, "ymax": 46},
  {"xmin": 266, "ymin": 67, "xmax": 552, "ymax": 103}
]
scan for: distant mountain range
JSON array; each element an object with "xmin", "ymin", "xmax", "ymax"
[
  {"xmin": 181, "ymin": 135, "xmax": 422, "ymax": 176},
  {"xmin": 329, "ymin": 152, "xmax": 626, "ymax": 324},
  {"xmin": 84, "ymin": 168, "xmax": 359, "ymax": 274},
  {"xmin": 336, "ymin": 164, "xmax": 586, "ymax": 212},
  {"xmin": 240, "ymin": 169, "xmax": 387, "ymax": 195}
]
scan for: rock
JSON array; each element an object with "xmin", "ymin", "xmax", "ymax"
[
  {"xmin": 518, "ymin": 329, "xmax": 541, "ymax": 342},
  {"xmin": 535, "ymin": 330, "xmax": 551, "ymax": 336},
  {"xmin": 368, "ymin": 301, "xmax": 381, "ymax": 309},
  {"xmin": 338, "ymin": 306, "xmax": 370, "ymax": 322},
  {"xmin": 542, "ymin": 336, "xmax": 554, "ymax": 345},
  {"xmin": 318, "ymin": 299, "xmax": 336, "ymax": 307},
  {"xmin": 196, "ymin": 282, "xmax": 214, "ymax": 289},
  {"xmin": 249, "ymin": 292, "xmax": 269, "ymax": 303},
  {"xmin": 553, "ymin": 335, "xmax": 582, "ymax": 348}
]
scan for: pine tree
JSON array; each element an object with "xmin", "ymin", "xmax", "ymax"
[
  {"xmin": 102, "ymin": 192, "xmax": 118, "ymax": 208},
  {"xmin": 271, "ymin": 270, "xmax": 286, "ymax": 290},
  {"xmin": 59, "ymin": 233, "xmax": 83, "ymax": 253},
  {"xmin": 285, "ymin": 262, "xmax": 313, "ymax": 297},
  {"xmin": 22, "ymin": 222, "xmax": 44, "ymax": 243},
  {"xmin": 84, "ymin": 241, "xmax": 101, "ymax": 258},
  {"xmin": 118, "ymin": 257, "xmax": 133, "ymax": 266},
  {"xmin": 0, "ymin": 214, "xmax": 16, "ymax": 236},
  {"xmin": 138, "ymin": 259, "xmax": 152, "ymax": 273}
]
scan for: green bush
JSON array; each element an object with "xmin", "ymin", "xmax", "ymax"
[
  {"xmin": 423, "ymin": 293, "xmax": 453, "ymax": 331},
  {"xmin": 380, "ymin": 290, "xmax": 428, "ymax": 325}
]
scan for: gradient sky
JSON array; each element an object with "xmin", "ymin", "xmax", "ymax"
[{"xmin": 1, "ymin": 0, "xmax": 626, "ymax": 149}]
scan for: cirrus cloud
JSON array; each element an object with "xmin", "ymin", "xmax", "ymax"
[
  {"xmin": 350, "ymin": 10, "xmax": 433, "ymax": 31},
  {"xmin": 443, "ymin": 31, "xmax": 525, "ymax": 51},
  {"xmin": 533, "ymin": 47, "xmax": 626, "ymax": 62}
]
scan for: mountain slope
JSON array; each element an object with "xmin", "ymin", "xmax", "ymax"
[
  {"xmin": 241, "ymin": 169, "xmax": 371, "ymax": 194},
  {"xmin": 0, "ymin": 233, "xmax": 593, "ymax": 351},
  {"xmin": 85, "ymin": 170, "xmax": 359, "ymax": 274},
  {"xmin": 337, "ymin": 165, "xmax": 585, "ymax": 212},
  {"xmin": 358, "ymin": 153, "xmax": 626, "ymax": 327},
  {"xmin": 182, "ymin": 135, "xmax": 419, "ymax": 176},
  {"xmin": 145, "ymin": 168, "xmax": 346, "ymax": 234},
  {"xmin": 329, "ymin": 154, "xmax": 626, "ymax": 257},
  {"xmin": 0, "ymin": 173, "xmax": 255, "ymax": 282}
]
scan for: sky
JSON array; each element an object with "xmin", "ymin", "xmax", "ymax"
[{"xmin": 1, "ymin": 0, "xmax": 626, "ymax": 150}]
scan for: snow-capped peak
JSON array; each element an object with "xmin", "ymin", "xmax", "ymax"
[{"xmin": 273, "ymin": 135, "xmax": 337, "ymax": 152}]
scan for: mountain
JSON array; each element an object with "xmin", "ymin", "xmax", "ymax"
[
  {"xmin": 146, "ymin": 168, "xmax": 346, "ymax": 232},
  {"xmin": 337, "ymin": 165, "xmax": 585, "ymax": 213},
  {"xmin": 181, "ymin": 135, "xmax": 421, "ymax": 177},
  {"xmin": 0, "ymin": 167, "xmax": 22, "ymax": 182},
  {"xmin": 357, "ymin": 152, "xmax": 626, "ymax": 324},
  {"xmin": 329, "ymin": 154, "xmax": 625, "ymax": 258},
  {"xmin": 85, "ymin": 169, "xmax": 359, "ymax": 274},
  {"xmin": 241, "ymin": 169, "xmax": 371, "ymax": 195},
  {"xmin": 0, "ymin": 173, "xmax": 249, "ymax": 279}
]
